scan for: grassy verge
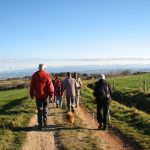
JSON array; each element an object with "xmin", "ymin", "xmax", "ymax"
[
  {"xmin": 0, "ymin": 88, "xmax": 35, "ymax": 150},
  {"xmin": 81, "ymin": 80, "xmax": 150, "ymax": 150},
  {"xmin": 111, "ymin": 89, "xmax": 150, "ymax": 114}
]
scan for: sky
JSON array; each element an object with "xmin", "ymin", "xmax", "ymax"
[{"xmin": 0, "ymin": 0, "xmax": 150, "ymax": 71}]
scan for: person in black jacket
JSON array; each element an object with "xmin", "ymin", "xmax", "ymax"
[{"xmin": 93, "ymin": 74, "xmax": 112, "ymax": 130}]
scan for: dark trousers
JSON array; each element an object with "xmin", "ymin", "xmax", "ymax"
[
  {"xmin": 97, "ymin": 102, "xmax": 110, "ymax": 127},
  {"xmin": 36, "ymin": 98, "xmax": 48, "ymax": 127}
]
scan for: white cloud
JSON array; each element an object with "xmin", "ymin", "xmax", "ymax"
[{"xmin": 1, "ymin": 58, "xmax": 150, "ymax": 72}]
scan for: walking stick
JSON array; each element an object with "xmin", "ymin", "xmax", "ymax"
[{"xmin": 108, "ymin": 109, "xmax": 112, "ymax": 125}]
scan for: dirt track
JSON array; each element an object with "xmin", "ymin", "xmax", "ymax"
[
  {"xmin": 21, "ymin": 113, "xmax": 56, "ymax": 150},
  {"xmin": 22, "ymin": 104, "xmax": 134, "ymax": 150},
  {"xmin": 76, "ymin": 106, "xmax": 133, "ymax": 150}
]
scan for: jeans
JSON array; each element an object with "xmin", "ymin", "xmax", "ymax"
[
  {"xmin": 36, "ymin": 98, "xmax": 48, "ymax": 127},
  {"xmin": 75, "ymin": 95, "xmax": 80, "ymax": 107},
  {"xmin": 56, "ymin": 96, "xmax": 62, "ymax": 107},
  {"xmin": 66, "ymin": 96, "xmax": 75, "ymax": 112}
]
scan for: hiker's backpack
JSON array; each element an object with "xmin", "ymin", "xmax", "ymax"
[{"xmin": 98, "ymin": 84, "xmax": 110, "ymax": 99}]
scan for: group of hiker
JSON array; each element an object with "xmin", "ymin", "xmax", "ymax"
[
  {"xmin": 30, "ymin": 64, "xmax": 112, "ymax": 131},
  {"xmin": 30, "ymin": 64, "xmax": 82, "ymax": 130},
  {"xmin": 52, "ymin": 72, "xmax": 82, "ymax": 110}
]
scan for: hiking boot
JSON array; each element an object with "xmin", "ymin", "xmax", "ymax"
[
  {"xmin": 102, "ymin": 125, "xmax": 107, "ymax": 130},
  {"xmin": 98, "ymin": 123, "xmax": 103, "ymax": 129},
  {"xmin": 38, "ymin": 125, "xmax": 42, "ymax": 130},
  {"xmin": 44, "ymin": 124, "xmax": 48, "ymax": 127},
  {"xmin": 44, "ymin": 121, "xmax": 48, "ymax": 127}
]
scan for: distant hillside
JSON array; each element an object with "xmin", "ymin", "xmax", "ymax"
[{"xmin": 0, "ymin": 64, "xmax": 150, "ymax": 79}]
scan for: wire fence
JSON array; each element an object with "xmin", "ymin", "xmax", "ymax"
[{"xmin": 110, "ymin": 79, "xmax": 150, "ymax": 92}]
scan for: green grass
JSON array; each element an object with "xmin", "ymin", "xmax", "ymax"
[
  {"xmin": 0, "ymin": 88, "xmax": 35, "ymax": 150},
  {"xmin": 108, "ymin": 73, "xmax": 150, "ymax": 91},
  {"xmin": 0, "ymin": 88, "xmax": 29, "ymax": 107},
  {"xmin": 80, "ymin": 80, "xmax": 150, "ymax": 150},
  {"xmin": 108, "ymin": 73, "xmax": 150, "ymax": 114},
  {"xmin": 110, "ymin": 101, "xmax": 150, "ymax": 149}
]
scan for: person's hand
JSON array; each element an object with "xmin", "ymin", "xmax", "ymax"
[
  {"xmin": 31, "ymin": 96, "xmax": 34, "ymax": 99},
  {"xmin": 49, "ymin": 98, "xmax": 53, "ymax": 103}
]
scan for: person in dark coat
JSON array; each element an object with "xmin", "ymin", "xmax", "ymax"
[{"xmin": 93, "ymin": 74, "xmax": 112, "ymax": 130}]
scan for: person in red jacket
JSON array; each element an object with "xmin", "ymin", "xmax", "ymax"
[
  {"xmin": 54, "ymin": 79, "xmax": 63, "ymax": 108},
  {"xmin": 52, "ymin": 74, "xmax": 59, "ymax": 102},
  {"xmin": 30, "ymin": 64, "xmax": 54, "ymax": 130}
]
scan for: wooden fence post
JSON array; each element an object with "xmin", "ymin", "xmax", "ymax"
[
  {"xmin": 113, "ymin": 79, "xmax": 115, "ymax": 89},
  {"xmin": 143, "ymin": 80, "xmax": 147, "ymax": 92}
]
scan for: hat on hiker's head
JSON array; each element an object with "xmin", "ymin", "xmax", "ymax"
[
  {"xmin": 38, "ymin": 64, "xmax": 45, "ymax": 70},
  {"xmin": 100, "ymin": 74, "xmax": 105, "ymax": 80}
]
